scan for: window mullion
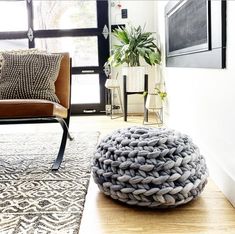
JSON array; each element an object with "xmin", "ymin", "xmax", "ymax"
[{"xmin": 26, "ymin": 0, "xmax": 34, "ymax": 48}]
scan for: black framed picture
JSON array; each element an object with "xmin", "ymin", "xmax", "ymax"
[{"xmin": 165, "ymin": 0, "xmax": 226, "ymax": 69}]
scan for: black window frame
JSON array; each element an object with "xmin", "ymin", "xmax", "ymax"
[{"xmin": 0, "ymin": 0, "xmax": 110, "ymax": 115}]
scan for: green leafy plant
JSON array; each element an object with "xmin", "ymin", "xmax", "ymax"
[
  {"xmin": 143, "ymin": 87, "xmax": 167, "ymax": 101},
  {"xmin": 155, "ymin": 87, "xmax": 167, "ymax": 100},
  {"xmin": 108, "ymin": 25, "xmax": 161, "ymax": 67}
]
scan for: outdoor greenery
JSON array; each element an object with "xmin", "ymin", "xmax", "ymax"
[{"xmin": 108, "ymin": 25, "xmax": 161, "ymax": 67}]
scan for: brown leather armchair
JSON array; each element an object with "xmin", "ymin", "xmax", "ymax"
[{"xmin": 0, "ymin": 52, "xmax": 73, "ymax": 170}]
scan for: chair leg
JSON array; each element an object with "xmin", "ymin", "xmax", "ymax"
[
  {"xmin": 59, "ymin": 118, "xmax": 74, "ymax": 141},
  {"xmin": 52, "ymin": 118, "xmax": 73, "ymax": 170}
]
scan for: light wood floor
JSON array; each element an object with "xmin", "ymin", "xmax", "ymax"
[
  {"xmin": 0, "ymin": 115, "xmax": 234, "ymax": 234},
  {"xmin": 76, "ymin": 115, "xmax": 235, "ymax": 234}
]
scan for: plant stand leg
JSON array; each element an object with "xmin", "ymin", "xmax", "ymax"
[
  {"xmin": 123, "ymin": 75, "xmax": 128, "ymax": 121},
  {"xmin": 124, "ymin": 93, "xmax": 128, "ymax": 121},
  {"xmin": 117, "ymin": 87, "xmax": 124, "ymax": 114},
  {"xmin": 144, "ymin": 74, "xmax": 148, "ymax": 122}
]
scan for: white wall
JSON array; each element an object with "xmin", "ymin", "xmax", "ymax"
[
  {"xmin": 110, "ymin": 1, "xmax": 157, "ymax": 113},
  {"xmin": 156, "ymin": 1, "xmax": 235, "ymax": 206}
]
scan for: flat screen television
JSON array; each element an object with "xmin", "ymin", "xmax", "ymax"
[{"xmin": 165, "ymin": 0, "xmax": 226, "ymax": 69}]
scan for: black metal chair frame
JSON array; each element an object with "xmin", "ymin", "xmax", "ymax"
[
  {"xmin": 0, "ymin": 59, "xmax": 73, "ymax": 171},
  {"xmin": 123, "ymin": 74, "xmax": 148, "ymax": 122}
]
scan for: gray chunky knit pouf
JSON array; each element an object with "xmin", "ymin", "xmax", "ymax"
[{"xmin": 92, "ymin": 127, "xmax": 208, "ymax": 208}]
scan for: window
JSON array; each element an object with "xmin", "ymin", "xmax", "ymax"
[{"xmin": 0, "ymin": 0, "xmax": 109, "ymax": 114}]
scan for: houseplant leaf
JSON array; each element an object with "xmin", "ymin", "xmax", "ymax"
[{"xmin": 108, "ymin": 25, "xmax": 161, "ymax": 67}]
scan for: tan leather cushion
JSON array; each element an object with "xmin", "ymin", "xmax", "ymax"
[
  {"xmin": 55, "ymin": 53, "xmax": 70, "ymax": 108},
  {"xmin": 0, "ymin": 99, "xmax": 67, "ymax": 119}
]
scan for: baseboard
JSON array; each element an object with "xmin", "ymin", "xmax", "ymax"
[{"xmin": 206, "ymin": 154, "xmax": 235, "ymax": 207}]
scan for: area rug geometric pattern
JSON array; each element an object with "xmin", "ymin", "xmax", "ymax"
[{"xmin": 0, "ymin": 131, "xmax": 99, "ymax": 233}]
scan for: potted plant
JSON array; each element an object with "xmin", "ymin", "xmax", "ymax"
[
  {"xmin": 108, "ymin": 25, "xmax": 161, "ymax": 92},
  {"xmin": 144, "ymin": 85, "xmax": 167, "ymax": 125},
  {"xmin": 144, "ymin": 86, "xmax": 167, "ymax": 111}
]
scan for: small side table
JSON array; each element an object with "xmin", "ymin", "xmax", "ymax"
[
  {"xmin": 144, "ymin": 93, "xmax": 164, "ymax": 126},
  {"xmin": 143, "ymin": 108, "xmax": 163, "ymax": 126},
  {"xmin": 105, "ymin": 79, "xmax": 123, "ymax": 119}
]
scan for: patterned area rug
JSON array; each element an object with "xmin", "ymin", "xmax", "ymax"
[{"xmin": 0, "ymin": 131, "xmax": 99, "ymax": 234}]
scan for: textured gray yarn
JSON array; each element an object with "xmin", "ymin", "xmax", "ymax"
[{"xmin": 92, "ymin": 127, "xmax": 208, "ymax": 208}]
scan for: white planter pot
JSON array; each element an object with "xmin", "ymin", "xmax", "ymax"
[
  {"xmin": 122, "ymin": 66, "xmax": 146, "ymax": 92},
  {"xmin": 145, "ymin": 93, "xmax": 162, "ymax": 111},
  {"xmin": 105, "ymin": 79, "xmax": 119, "ymax": 89}
]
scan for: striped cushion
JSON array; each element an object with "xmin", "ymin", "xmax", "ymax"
[{"xmin": 0, "ymin": 53, "xmax": 63, "ymax": 103}]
